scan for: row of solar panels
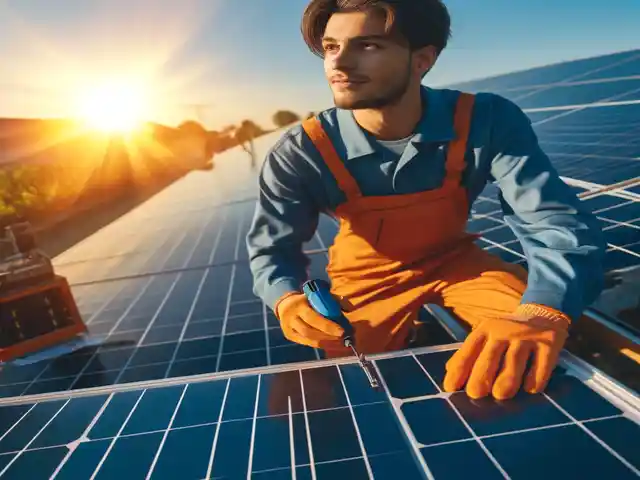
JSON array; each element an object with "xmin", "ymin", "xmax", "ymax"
[{"xmin": 0, "ymin": 49, "xmax": 637, "ymax": 479}]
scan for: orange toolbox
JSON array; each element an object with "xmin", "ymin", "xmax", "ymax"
[{"xmin": 0, "ymin": 275, "xmax": 87, "ymax": 363}]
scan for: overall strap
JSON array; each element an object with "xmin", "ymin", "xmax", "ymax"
[
  {"xmin": 443, "ymin": 92, "xmax": 475, "ymax": 189},
  {"xmin": 301, "ymin": 117, "xmax": 362, "ymax": 201}
]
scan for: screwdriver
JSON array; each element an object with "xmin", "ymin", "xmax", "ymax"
[{"xmin": 302, "ymin": 279, "xmax": 380, "ymax": 389}]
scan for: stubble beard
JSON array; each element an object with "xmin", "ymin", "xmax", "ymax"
[{"xmin": 332, "ymin": 64, "xmax": 412, "ymax": 110}]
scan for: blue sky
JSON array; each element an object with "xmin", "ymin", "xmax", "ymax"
[{"xmin": 1, "ymin": 0, "xmax": 639, "ymax": 129}]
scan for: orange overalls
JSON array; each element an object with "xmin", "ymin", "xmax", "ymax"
[{"xmin": 301, "ymin": 93, "xmax": 529, "ymax": 358}]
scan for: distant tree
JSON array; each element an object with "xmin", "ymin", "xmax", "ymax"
[
  {"xmin": 177, "ymin": 120, "xmax": 207, "ymax": 137},
  {"xmin": 174, "ymin": 120, "xmax": 211, "ymax": 170},
  {"xmin": 235, "ymin": 120, "xmax": 264, "ymax": 142},
  {"xmin": 205, "ymin": 131, "xmax": 223, "ymax": 156},
  {"xmin": 235, "ymin": 119, "xmax": 266, "ymax": 169},
  {"xmin": 272, "ymin": 110, "xmax": 301, "ymax": 128}
]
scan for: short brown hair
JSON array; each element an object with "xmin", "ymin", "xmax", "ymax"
[{"xmin": 301, "ymin": 0, "xmax": 451, "ymax": 57}]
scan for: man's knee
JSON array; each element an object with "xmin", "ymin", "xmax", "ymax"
[{"xmin": 438, "ymin": 249, "xmax": 529, "ymax": 326}]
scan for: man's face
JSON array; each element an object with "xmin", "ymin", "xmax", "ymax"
[{"xmin": 322, "ymin": 10, "xmax": 427, "ymax": 109}]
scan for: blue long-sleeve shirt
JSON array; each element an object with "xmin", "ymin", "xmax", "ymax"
[{"xmin": 246, "ymin": 87, "xmax": 606, "ymax": 321}]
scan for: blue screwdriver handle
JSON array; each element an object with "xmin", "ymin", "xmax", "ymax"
[{"xmin": 302, "ymin": 279, "xmax": 354, "ymax": 343}]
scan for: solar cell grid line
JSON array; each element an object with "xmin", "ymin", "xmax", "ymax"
[
  {"xmin": 594, "ymin": 197, "xmax": 640, "ymax": 223},
  {"xmin": 49, "ymin": 392, "xmax": 115, "ymax": 478},
  {"xmin": 532, "ymin": 86, "xmax": 640, "ymax": 127},
  {"xmin": 541, "ymin": 392, "xmax": 640, "ymax": 476},
  {"xmin": 204, "ymin": 378, "xmax": 231, "ymax": 479},
  {"xmin": 288, "ymin": 395, "xmax": 296, "ymax": 478},
  {"xmin": 510, "ymin": 74, "xmax": 640, "ymax": 106},
  {"xmin": 121, "ymin": 208, "xmax": 217, "ymax": 348},
  {"xmin": 63, "ymin": 202, "xmax": 220, "ymax": 275},
  {"xmin": 159, "ymin": 207, "xmax": 230, "ymax": 379},
  {"xmin": 214, "ymin": 205, "xmax": 244, "ymax": 373},
  {"xmin": 143, "ymin": 384, "xmax": 189, "ymax": 480},
  {"xmin": 513, "ymin": 79, "xmax": 640, "ymax": 111},
  {"xmin": 59, "ymin": 226, "xmax": 190, "ymax": 285},
  {"xmin": 185, "ymin": 210, "xmax": 232, "ymax": 269},
  {"xmin": 88, "ymin": 390, "xmax": 147, "ymax": 480},
  {"xmin": 508, "ymin": 52, "xmax": 640, "ymax": 105},
  {"xmin": 546, "ymin": 110, "xmax": 637, "ymax": 166},
  {"xmin": 371, "ymin": 358, "xmax": 435, "ymax": 479},
  {"xmin": 18, "ymin": 353, "xmax": 76, "ymax": 398},
  {"xmin": 508, "ymin": 74, "xmax": 640, "ymax": 100},
  {"xmin": 54, "ymin": 213, "xmax": 183, "ymax": 267},
  {"xmin": 0, "ymin": 403, "xmax": 37, "ymax": 445},
  {"xmin": 608, "ymin": 244, "xmax": 640, "ymax": 262},
  {"xmin": 0, "ymin": 398, "xmax": 71, "ymax": 477},
  {"xmin": 65, "ymin": 275, "xmax": 161, "ymax": 391},
  {"xmin": 373, "ymin": 350, "xmax": 640, "ymax": 479},
  {"xmin": 245, "ymin": 374, "xmax": 262, "ymax": 477},
  {"xmin": 475, "ymin": 50, "xmax": 640, "ymax": 94},
  {"xmin": 87, "ymin": 212, "xmax": 214, "ymax": 330},
  {"xmin": 409, "ymin": 353, "xmax": 509, "ymax": 478},
  {"xmin": 298, "ymin": 368, "xmax": 318, "ymax": 480},
  {"xmin": 110, "ymin": 242, "xmax": 216, "ymax": 383},
  {"xmin": 76, "ymin": 279, "xmax": 134, "ymax": 327},
  {"xmin": 334, "ymin": 364, "xmax": 374, "ymax": 477}
]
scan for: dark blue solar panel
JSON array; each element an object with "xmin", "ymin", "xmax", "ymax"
[
  {"xmin": 503, "ymin": 78, "xmax": 640, "ymax": 110},
  {"xmin": 448, "ymin": 49, "xmax": 639, "ymax": 95},
  {"xmin": 0, "ymin": 347, "xmax": 637, "ymax": 478},
  {"xmin": 533, "ymin": 103, "xmax": 640, "ymax": 186}
]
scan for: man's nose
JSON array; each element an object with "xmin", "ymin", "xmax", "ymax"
[{"xmin": 329, "ymin": 46, "xmax": 356, "ymax": 71}]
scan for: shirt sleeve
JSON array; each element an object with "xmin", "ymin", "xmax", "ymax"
[
  {"xmin": 245, "ymin": 137, "xmax": 320, "ymax": 310},
  {"xmin": 487, "ymin": 94, "xmax": 607, "ymax": 321}
]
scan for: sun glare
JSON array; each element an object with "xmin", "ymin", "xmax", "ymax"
[{"xmin": 78, "ymin": 81, "xmax": 148, "ymax": 133}]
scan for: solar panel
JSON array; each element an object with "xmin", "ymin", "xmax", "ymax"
[
  {"xmin": 0, "ymin": 345, "xmax": 637, "ymax": 479},
  {"xmin": 448, "ymin": 49, "xmax": 640, "ymax": 102},
  {"xmin": 535, "ymin": 103, "xmax": 640, "ymax": 186}
]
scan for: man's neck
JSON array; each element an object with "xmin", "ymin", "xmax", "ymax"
[{"xmin": 352, "ymin": 87, "xmax": 423, "ymax": 140}]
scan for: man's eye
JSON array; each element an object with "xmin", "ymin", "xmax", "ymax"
[
  {"xmin": 323, "ymin": 44, "xmax": 338, "ymax": 52},
  {"xmin": 362, "ymin": 43, "xmax": 380, "ymax": 50}
]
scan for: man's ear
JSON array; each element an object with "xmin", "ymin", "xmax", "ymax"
[{"xmin": 412, "ymin": 45, "xmax": 438, "ymax": 78}]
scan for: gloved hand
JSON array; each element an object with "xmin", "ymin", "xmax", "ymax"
[
  {"xmin": 275, "ymin": 292, "xmax": 346, "ymax": 350},
  {"xmin": 443, "ymin": 304, "xmax": 571, "ymax": 400}
]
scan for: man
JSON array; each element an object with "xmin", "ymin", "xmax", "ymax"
[{"xmin": 246, "ymin": 0, "xmax": 606, "ymax": 400}]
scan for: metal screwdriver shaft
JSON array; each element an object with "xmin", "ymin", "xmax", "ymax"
[
  {"xmin": 346, "ymin": 340, "xmax": 379, "ymax": 389},
  {"xmin": 303, "ymin": 279, "xmax": 380, "ymax": 389}
]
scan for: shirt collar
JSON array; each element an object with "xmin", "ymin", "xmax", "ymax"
[
  {"xmin": 413, "ymin": 86, "xmax": 456, "ymax": 144},
  {"xmin": 335, "ymin": 86, "xmax": 456, "ymax": 160}
]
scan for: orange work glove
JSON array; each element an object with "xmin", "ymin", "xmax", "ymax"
[
  {"xmin": 443, "ymin": 304, "xmax": 571, "ymax": 400},
  {"xmin": 275, "ymin": 292, "xmax": 346, "ymax": 350}
]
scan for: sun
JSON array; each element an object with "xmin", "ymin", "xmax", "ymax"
[{"xmin": 77, "ymin": 81, "xmax": 148, "ymax": 133}]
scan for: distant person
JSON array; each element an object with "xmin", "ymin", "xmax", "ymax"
[{"xmin": 246, "ymin": 0, "xmax": 606, "ymax": 400}]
